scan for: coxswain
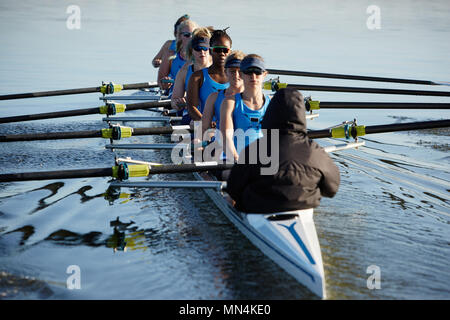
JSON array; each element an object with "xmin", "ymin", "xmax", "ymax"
[{"xmin": 226, "ymin": 88, "xmax": 340, "ymax": 213}]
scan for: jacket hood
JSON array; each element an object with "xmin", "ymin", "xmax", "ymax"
[{"xmin": 261, "ymin": 88, "xmax": 307, "ymax": 134}]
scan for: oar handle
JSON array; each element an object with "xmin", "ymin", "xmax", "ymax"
[
  {"xmin": 148, "ymin": 163, "xmax": 234, "ymax": 174},
  {"xmin": 0, "ymin": 107, "xmax": 100, "ymax": 124},
  {"xmin": 318, "ymin": 102, "xmax": 450, "ymax": 109},
  {"xmin": 122, "ymin": 82, "xmax": 158, "ymax": 90}
]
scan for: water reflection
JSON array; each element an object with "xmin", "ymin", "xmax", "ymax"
[
  {"xmin": 0, "ymin": 271, "xmax": 54, "ymax": 299},
  {"xmin": 5, "ymin": 225, "xmax": 34, "ymax": 245}
]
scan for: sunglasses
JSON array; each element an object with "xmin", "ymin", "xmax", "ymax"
[
  {"xmin": 210, "ymin": 46, "xmax": 230, "ymax": 54},
  {"xmin": 193, "ymin": 46, "xmax": 209, "ymax": 52},
  {"xmin": 242, "ymin": 67, "xmax": 263, "ymax": 75},
  {"xmin": 181, "ymin": 32, "xmax": 192, "ymax": 38}
]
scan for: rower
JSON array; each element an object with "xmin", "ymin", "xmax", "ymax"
[
  {"xmin": 226, "ymin": 88, "xmax": 341, "ymax": 213},
  {"xmin": 171, "ymin": 27, "xmax": 213, "ymax": 124},
  {"xmin": 220, "ymin": 54, "xmax": 271, "ymax": 162},
  {"xmin": 158, "ymin": 19, "xmax": 199, "ymax": 95},
  {"xmin": 201, "ymin": 50, "xmax": 245, "ymax": 142},
  {"xmin": 186, "ymin": 28, "xmax": 232, "ymax": 122},
  {"xmin": 152, "ymin": 14, "xmax": 190, "ymax": 68}
]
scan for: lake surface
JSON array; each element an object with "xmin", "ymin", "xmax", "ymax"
[{"xmin": 0, "ymin": 0, "xmax": 449, "ymax": 299}]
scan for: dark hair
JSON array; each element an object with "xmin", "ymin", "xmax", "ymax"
[
  {"xmin": 210, "ymin": 27, "xmax": 232, "ymax": 47},
  {"xmin": 174, "ymin": 14, "xmax": 190, "ymax": 36}
]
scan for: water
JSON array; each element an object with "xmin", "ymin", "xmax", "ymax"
[{"xmin": 0, "ymin": 0, "xmax": 449, "ymax": 299}]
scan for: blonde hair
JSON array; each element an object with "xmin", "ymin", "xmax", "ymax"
[
  {"xmin": 225, "ymin": 50, "xmax": 246, "ymax": 66},
  {"xmin": 176, "ymin": 20, "xmax": 199, "ymax": 53},
  {"xmin": 185, "ymin": 27, "xmax": 212, "ymax": 62},
  {"xmin": 243, "ymin": 53, "xmax": 264, "ymax": 62}
]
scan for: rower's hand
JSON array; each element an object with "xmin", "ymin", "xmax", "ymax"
[
  {"xmin": 192, "ymin": 138, "xmax": 204, "ymax": 152},
  {"xmin": 171, "ymin": 97, "xmax": 187, "ymax": 110},
  {"xmin": 159, "ymin": 76, "xmax": 173, "ymax": 90},
  {"xmin": 152, "ymin": 58, "xmax": 162, "ymax": 68}
]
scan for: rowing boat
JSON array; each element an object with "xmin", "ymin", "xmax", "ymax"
[{"xmin": 192, "ymin": 171, "xmax": 326, "ymax": 298}]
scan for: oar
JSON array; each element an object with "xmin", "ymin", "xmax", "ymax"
[
  {"xmin": 266, "ymin": 69, "xmax": 450, "ymax": 86},
  {"xmin": 0, "ymin": 124, "xmax": 192, "ymax": 142},
  {"xmin": 265, "ymin": 82, "xmax": 450, "ymax": 97},
  {"xmin": 0, "ymin": 100, "xmax": 171, "ymax": 124},
  {"xmin": 309, "ymin": 119, "xmax": 450, "ymax": 139},
  {"xmin": 0, "ymin": 141, "xmax": 364, "ymax": 182},
  {"xmin": 0, "ymin": 162, "xmax": 235, "ymax": 182},
  {"xmin": 0, "ymin": 82, "xmax": 158, "ymax": 101},
  {"xmin": 1, "ymin": 119, "xmax": 448, "ymax": 143},
  {"xmin": 315, "ymin": 102, "xmax": 450, "ymax": 109}
]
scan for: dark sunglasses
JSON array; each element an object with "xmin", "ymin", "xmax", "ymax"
[
  {"xmin": 242, "ymin": 67, "xmax": 263, "ymax": 75},
  {"xmin": 193, "ymin": 46, "xmax": 209, "ymax": 52},
  {"xmin": 210, "ymin": 46, "xmax": 230, "ymax": 54},
  {"xmin": 181, "ymin": 32, "xmax": 192, "ymax": 38}
]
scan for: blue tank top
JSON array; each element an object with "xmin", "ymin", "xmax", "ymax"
[
  {"xmin": 199, "ymin": 68, "xmax": 229, "ymax": 114},
  {"xmin": 169, "ymin": 53, "xmax": 185, "ymax": 80},
  {"xmin": 169, "ymin": 40, "xmax": 176, "ymax": 52},
  {"xmin": 232, "ymin": 93, "xmax": 271, "ymax": 155},
  {"xmin": 184, "ymin": 64, "xmax": 194, "ymax": 91},
  {"xmin": 214, "ymin": 90, "xmax": 226, "ymax": 130}
]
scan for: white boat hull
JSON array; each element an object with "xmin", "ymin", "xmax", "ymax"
[{"xmin": 193, "ymin": 172, "xmax": 326, "ymax": 299}]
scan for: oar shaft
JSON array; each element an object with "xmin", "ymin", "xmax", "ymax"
[
  {"xmin": 0, "ymin": 100, "xmax": 171, "ymax": 124},
  {"xmin": 0, "ymin": 124, "xmax": 187, "ymax": 142},
  {"xmin": 267, "ymin": 69, "xmax": 436, "ymax": 85},
  {"xmin": 364, "ymin": 119, "xmax": 450, "ymax": 134},
  {"xmin": 0, "ymin": 167, "xmax": 113, "ymax": 182},
  {"xmin": 0, "ymin": 130, "xmax": 102, "ymax": 142},
  {"xmin": 0, "ymin": 107, "xmax": 100, "ymax": 123},
  {"xmin": 0, "ymin": 82, "xmax": 158, "ymax": 101},
  {"xmin": 319, "ymin": 102, "xmax": 450, "ymax": 109},
  {"xmin": 306, "ymin": 119, "xmax": 450, "ymax": 139},
  {"xmin": 286, "ymin": 84, "xmax": 450, "ymax": 97}
]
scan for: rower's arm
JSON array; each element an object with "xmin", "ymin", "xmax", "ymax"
[
  {"xmin": 201, "ymin": 92, "xmax": 218, "ymax": 137},
  {"xmin": 171, "ymin": 63, "xmax": 189, "ymax": 109},
  {"xmin": 157, "ymin": 55, "xmax": 173, "ymax": 90},
  {"xmin": 186, "ymin": 70, "xmax": 203, "ymax": 121},
  {"xmin": 152, "ymin": 40, "xmax": 171, "ymax": 68},
  {"xmin": 220, "ymin": 96, "xmax": 239, "ymax": 161},
  {"xmin": 318, "ymin": 158, "xmax": 340, "ymax": 198}
]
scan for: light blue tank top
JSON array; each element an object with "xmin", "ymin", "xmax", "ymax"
[
  {"xmin": 169, "ymin": 53, "xmax": 185, "ymax": 80},
  {"xmin": 214, "ymin": 90, "xmax": 226, "ymax": 130},
  {"xmin": 169, "ymin": 40, "xmax": 176, "ymax": 51},
  {"xmin": 184, "ymin": 64, "xmax": 194, "ymax": 91},
  {"xmin": 232, "ymin": 93, "xmax": 271, "ymax": 155},
  {"xmin": 199, "ymin": 68, "xmax": 229, "ymax": 114}
]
